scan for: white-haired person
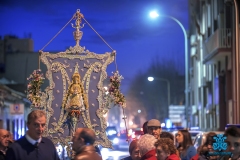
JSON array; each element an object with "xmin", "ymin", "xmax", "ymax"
[{"xmin": 138, "ymin": 134, "xmax": 157, "ymax": 160}]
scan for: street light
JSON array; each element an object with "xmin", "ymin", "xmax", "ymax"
[
  {"xmin": 149, "ymin": 11, "xmax": 189, "ymax": 126},
  {"xmin": 147, "ymin": 76, "xmax": 170, "ymax": 113}
]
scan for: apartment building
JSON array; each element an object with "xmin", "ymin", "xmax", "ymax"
[
  {"xmin": 0, "ymin": 35, "xmax": 33, "ymax": 73},
  {"xmin": 188, "ymin": 0, "xmax": 239, "ymax": 131},
  {"xmin": 0, "ymin": 83, "xmax": 31, "ymax": 140},
  {"xmin": 0, "ymin": 35, "xmax": 34, "ymax": 137}
]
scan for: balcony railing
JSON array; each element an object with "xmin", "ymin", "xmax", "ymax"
[{"xmin": 204, "ymin": 28, "xmax": 231, "ymax": 57}]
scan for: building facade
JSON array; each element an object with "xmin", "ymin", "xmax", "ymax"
[
  {"xmin": 0, "ymin": 84, "xmax": 31, "ymax": 140},
  {"xmin": 0, "ymin": 35, "xmax": 33, "ymax": 74},
  {"xmin": 188, "ymin": 0, "xmax": 239, "ymax": 131},
  {"xmin": 0, "ymin": 35, "xmax": 34, "ymax": 138}
]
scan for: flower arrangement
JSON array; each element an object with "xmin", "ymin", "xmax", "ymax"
[
  {"xmin": 108, "ymin": 71, "xmax": 126, "ymax": 108},
  {"xmin": 27, "ymin": 69, "xmax": 45, "ymax": 107}
]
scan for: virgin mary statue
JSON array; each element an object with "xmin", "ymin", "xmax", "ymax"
[{"xmin": 62, "ymin": 63, "xmax": 89, "ymax": 116}]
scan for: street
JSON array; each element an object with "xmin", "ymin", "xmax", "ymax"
[
  {"xmin": 101, "ymin": 144, "xmax": 129, "ymax": 160},
  {"xmin": 56, "ymin": 140, "xmax": 130, "ymax": 160}
]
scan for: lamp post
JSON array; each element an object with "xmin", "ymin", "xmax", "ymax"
[
  {"xmin": 148, "ymin": 76, "xmax": 170, "ymax": 117},
  {"xmin": 232, "ymin": 0, "xmax": 240, "ymax": 123},
  {"xmin": 149, "ymin": 11, "xmax": 189, "ymax": 126}
]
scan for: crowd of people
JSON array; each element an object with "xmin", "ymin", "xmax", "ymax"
[
  {"xmin": 0, "ymin": 110, "xmax": 239, "ymax": 160},
  {"xmin": 122, "ymin": 119, "xmax": 240, "ymax": 160},
  {"xmin": 0, "ymin": 110, "xmax": 102, "ymax": 160}
]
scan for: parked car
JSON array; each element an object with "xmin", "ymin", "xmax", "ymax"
[
  {"xmin": 129, "ymin": 128, "xmax": 144, "ymax": 141},
  {"xmin": 225, "ymin": 124, "xmax": 240, "ymax": 129},
  {"xmin": 118, "ymin": 132, "xmax": 130, "ymax": 148},
  {"xmin": 106, "ymin": 126, "xmax": 119, "ymax": 150},
  {"xmin": 189, "ymin": 130, "xmax": 201, "ymax": 141},
  {"xmin": 193, "ymin": 131, "xmax": 224, "ymax": 150},
  {"xmin": 162, "ymin": 126, "xmax": 184, "ymax": 132}
]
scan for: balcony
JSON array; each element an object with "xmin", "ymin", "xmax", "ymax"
[{"xmin": 203, "ymin": 28, "xmax": 232, "ymax": 64}]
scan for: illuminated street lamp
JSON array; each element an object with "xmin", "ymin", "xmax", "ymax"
[
  {"xmin": 149, "ymin": 11, "xmax": 189, "ymax": 126},
  {"xmin": 147, "ymin": 76, "xmax": 170, "ymax": 113}
]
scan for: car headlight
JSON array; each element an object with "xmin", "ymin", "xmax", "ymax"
[
  {"xmin": 107, "ymin": 130, "xmax": 117, "ymax": 136},
  {"xmin": 113, "ymin": 137, "xmax": 119, "ymax": 144}
]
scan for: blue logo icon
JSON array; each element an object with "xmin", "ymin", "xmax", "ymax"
[{"xmin": 213, "ymin": 134, "xmax": 227, "ymax": 151}]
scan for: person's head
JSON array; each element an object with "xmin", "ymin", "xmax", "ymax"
[
  {"xmin": 0, "ymin": 129, "xmax": 10, "ymax": 149},
  {"xmin": 72, "ymin": 74, "xmax": 80, "ymax": 84},
  {"xmin": 147, "ymin": 119, "xmax": 162, "ymax": 139},
  {"xmin": 142, "ymin": 121, "xmax": 148, "ymax": 135},
  {"xmin": 202, "ymin": 132, "xmax": 217, "ymax": 153},
  {"xmin": 138, "ymin": 134, "xmax": 157, "ymax": 157},
  {"xmin": 27, "ymin": 110, "xmax": 46, "ymax": 140},
  {"xmin": 129, "ymin": 140, "xmax": 140, "ymax": 160},
  {"xmin": 176, "ymin": 130, "xmax": 193, "ymax": 150},
  {"xmin": 72, "ymin": 128, "xmax": 96, "ymax": 153},
  {"xmin": 155, "ymin": 138, "xmax": 177, "ymax": 160},
  {"xmin": 160, "ymin": 132, "xmax": 174, "ymax": 141},
  {"xmin": 225, "ymin": 126, "xmax": 240, "ymax": 159}
]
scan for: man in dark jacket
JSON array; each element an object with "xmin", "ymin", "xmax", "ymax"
[
  {"xmin": 6, "ymin": 110, "xmax": 60, "ymax": 160},
  {"xmin": 0, "ymin": 129, "xmax": 10, "ymax": 160},
  {"xmin": 72, "ymin": 128, "xmax": 102, "ymax": 160}
]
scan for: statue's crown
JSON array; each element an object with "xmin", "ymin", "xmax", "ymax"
[{"xmin": 72, "ymin": 63, "xmax": 81, "ymax": 79}]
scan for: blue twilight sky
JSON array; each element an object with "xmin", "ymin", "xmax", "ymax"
[{"xmin": 0, "ymin": 0, "xmax": 189, "ymax": 93}]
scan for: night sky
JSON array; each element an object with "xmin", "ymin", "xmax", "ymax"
[{"xmin": 0, "ymin": 0, "xmax": 189, "ymax": 93}]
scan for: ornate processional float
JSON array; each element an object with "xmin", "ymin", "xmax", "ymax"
[{"xmin": 26, "ymin": 9, "xmax": 127, "ymax": 156}]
